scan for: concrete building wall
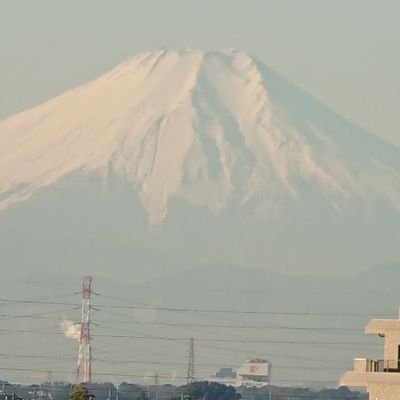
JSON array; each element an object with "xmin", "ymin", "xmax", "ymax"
[
  {"xmin": 340, "ymin": 316, "xmax": 400, "ymax": 399},
  {"xmin": 366, "ymin": 320, "xmax": 400, "ymax": 362},
  {"xmin": 368, "ymin": 383, "xmax": 400, "ymax": 400}
]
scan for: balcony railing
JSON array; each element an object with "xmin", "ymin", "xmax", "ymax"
[
  {"xmin": 375, "ymin": 360, "xmax": 400, "ymax": 372},
  {"xmin": 357, "ymin": 359, "xmax": 400, "ymax": 373}
]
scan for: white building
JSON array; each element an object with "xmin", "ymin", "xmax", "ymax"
[
  {"xmin": 210, "ymin": 359, "xmax": 271, "ymax": 388},
  {"xmin": 340, "ymin": 310, "xmax": 400, "ymax": 399},
  {"xmin": 236, "ymin": 359, "xmax": 271, "ymax": 387}
]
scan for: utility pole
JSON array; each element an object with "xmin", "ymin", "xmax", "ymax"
[
  {"xmin": 76, "ymin": 276, "xmax": 93, "ymax": 384},
  {"xmin": 186, "ymin": 337, "xmax": 195, "ymax": 384},
  {"xmin": 154, "ymin": 372, "xmax": 159, "ymax": 386},
  {"xmin": 155, "ymin": 371, "xmax": 159, "ymax": 400}
]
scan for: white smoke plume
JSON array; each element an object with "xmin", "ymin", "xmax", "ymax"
[
  {"xmin": 171, "ymin": 370, "xmax": 177, "ymax": 382},
  {"xmin": 132, "ymin": 301, "xmax": 158, "ymax": 322},
  {"xmin": 60, "ymin": 319, "xmax": 81, "ymax": 341}
]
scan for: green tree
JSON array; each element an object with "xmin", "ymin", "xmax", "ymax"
[
  {"xmin": 183, "ymin": 382, "xmax": 241, "ymax": 400},
  {"xmin": 70, "ymin": 385, "xmax": 90, "ymax": 400},
  {"xmin": 134, "ymin": 391, "xmax": 148, "ymax": 400}
]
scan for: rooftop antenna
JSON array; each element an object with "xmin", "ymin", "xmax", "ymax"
[{"xmin": 155, "ymin": 372, "xmax": 159, "ymax": 386}]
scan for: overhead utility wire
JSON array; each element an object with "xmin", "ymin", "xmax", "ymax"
[
  {"xmin": 0, "ymin": 328, "xmax": 377, "ymax": 346},
  {"xmin": 0, "ymin": 353, "xmax": 346, "ymax": 371},
  {"xmin": 194, "ymin": 342, "xmax": 355, "ymax": 366},
  {"xmin": 102, "ymin": 319, "xmax": 363, "ymax": 333},
  {"xmin": 0, "ymin": 298, "xmax": 392, "ymax": 317},
  {"xmin": 93, "ymin": 333, "xmax": 377, "ymax": 346},
  {"xmin": 0, "ymin": 312, "xmax": 363, "ymax": 331},
  {"xmin": 0, "ymin": 366, "xmax": 339, "ymax": 386}
]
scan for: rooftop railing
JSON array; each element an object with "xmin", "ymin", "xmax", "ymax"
[
  {"xmin": 354, "ymin": 358, "xmax": 400, "ymax": 373},
  {"xmin": 375, "ymin": 359, "xmax": 400, "ymax": 372}
]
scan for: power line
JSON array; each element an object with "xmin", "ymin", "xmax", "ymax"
[
  {"xmin": 91, "ymin": 333, "xmax": 378, "ymax": 347},
  {"xmin": 95, "ymin": 310, "xmax": 365, "ymax": 332},
  {"xmin": 0, "ymin": 366, "xmax": 340, "ymax": 386},
  {"xmin": 0, "ymin": 293, "xmax": 380, "ymax": 387},
  {"xmin": 0, "ymin": 312, "xmax": 364, "ymax": 332},
  {"xmin": 0, "ymin": 298, "xmax": 392, "ymax": 317},
  {"xmin": 0, "ymin": 327, "xmax": 378, "ymax": 347},
  {"xmin": 0, "ymin": 353, "xmax": 346, "ymax": 371},
  {"xmin": 0, "ymin": 366, "xmax": 174, "ymax": 379},
  {"xmin": 194, "ymin": 342, "xmax": 356, "ymax": 365},
  {"xmin": 0, "ymin": 293, "xmax": 75, "ymax": 305}
]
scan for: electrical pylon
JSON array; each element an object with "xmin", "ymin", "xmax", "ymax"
[
  {"xmin": 186, "ymin": 337, "xmax": 195, "ymax": 384},
  {"xmin": 76, "ymin": 276, "xmax": 93, "ymax": 384}
]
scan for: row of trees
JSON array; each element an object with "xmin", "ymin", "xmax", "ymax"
[
  {"xmin": 70, "ymin": 382, "xmax": 364, "ymax": 400},
  {"xmin": 71, "ymin": 382, "xmax": 241, "ymax": 400},
  {"xmin": 2, "ymin": 381, "xmax": 364, "ymax": 400}
]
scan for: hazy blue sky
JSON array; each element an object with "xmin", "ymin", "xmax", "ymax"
[{"xmin": 0, "ymin": 0, "xmax": 399, "ymax": 147}]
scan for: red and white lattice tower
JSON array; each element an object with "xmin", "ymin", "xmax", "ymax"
[{"xmin": 76, "ymin": 276, "xmax": 93, "ymax": 384}]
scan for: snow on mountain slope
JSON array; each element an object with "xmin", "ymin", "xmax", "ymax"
[{"xmin": 0, "ymin": 49, "xmax": 399, "ymax": 223}]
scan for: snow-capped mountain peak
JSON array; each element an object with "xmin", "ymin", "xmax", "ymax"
[{"xmin": 0, "ymin": 49, "xmax": 399, "ymax": 223}]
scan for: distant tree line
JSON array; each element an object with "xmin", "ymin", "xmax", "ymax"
[{"xmin": 0, "ymin": 380, "xmax": 366, "ymax": 400}]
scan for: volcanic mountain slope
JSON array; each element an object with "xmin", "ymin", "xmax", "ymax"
[
  {"xmin": 0, "ymin": 49, "xmax": 399, "ymax": 224},
  {"xmin": 0, "ymin": 49, "xmax": 399, "ymax": 278}
]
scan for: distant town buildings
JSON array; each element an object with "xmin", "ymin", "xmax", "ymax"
[
  {"xmin": 0, "ymin": 387, "xmax": 23, "ymax": 400},
  {"xmin": 340, "ymin": 310, "xmax": 400, "ymax": 399},
  {"xmin": 211, "ymin": 359, "xmax": 271, "ymax": 388}
]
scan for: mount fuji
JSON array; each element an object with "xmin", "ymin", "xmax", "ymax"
[{"xmin": 1, "ymin": 49, "xmax": 399, "ymax": 280}]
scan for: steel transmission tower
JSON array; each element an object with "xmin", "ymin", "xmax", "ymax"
[
  {"xmin": 76, "ymin": 276, "xmax": 93, "ymax": 384},
  {"xmin": 186, "ymin": 337, "xmax": 195, "ymax": 384}
]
